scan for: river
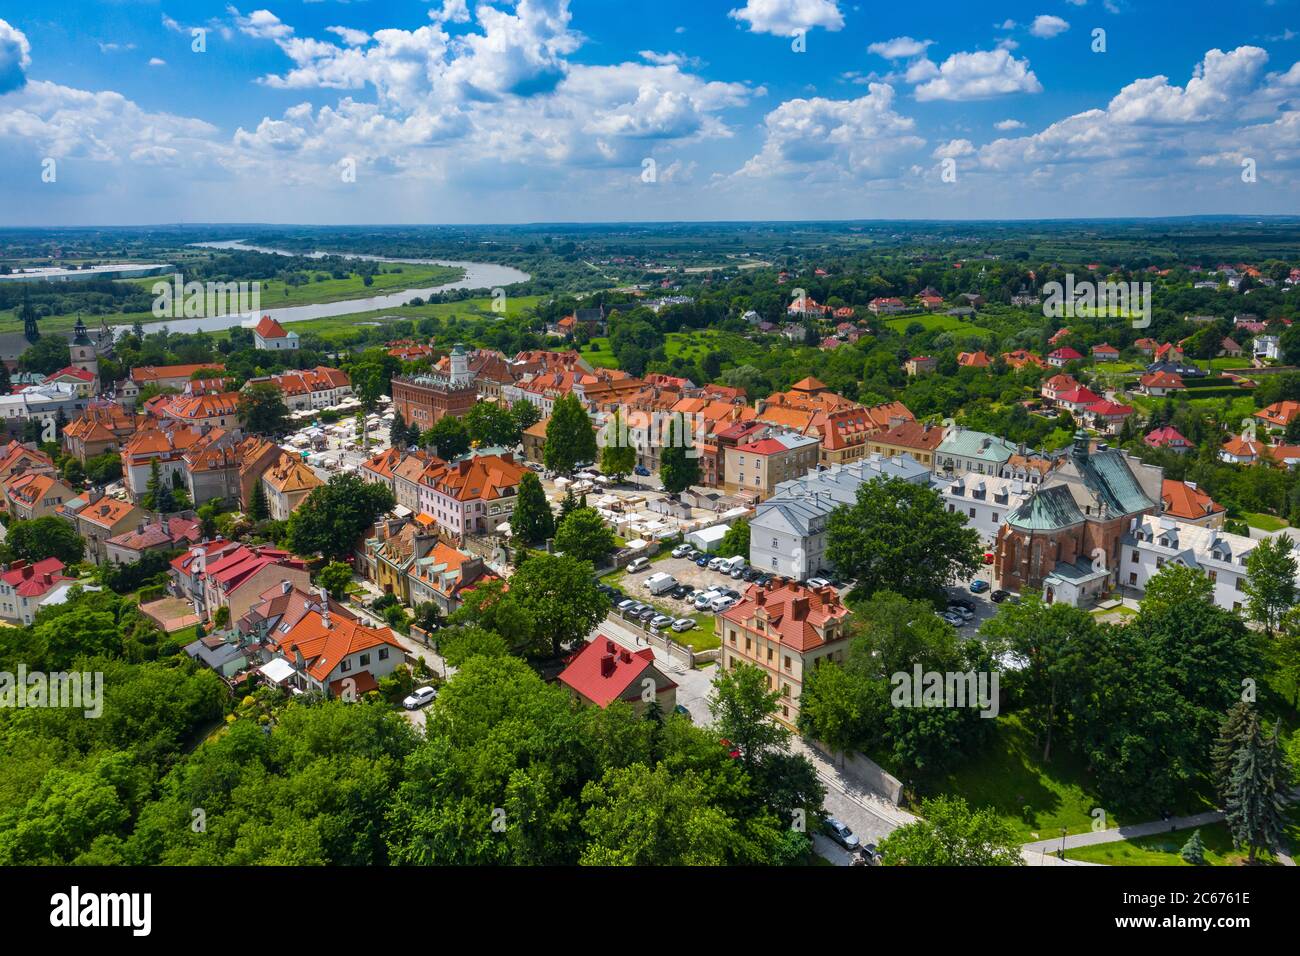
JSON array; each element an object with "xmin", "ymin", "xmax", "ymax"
[{"xmin": 126, "ymin": 240, "xmax": 531, "ymax": 336}]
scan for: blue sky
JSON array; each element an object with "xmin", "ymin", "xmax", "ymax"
[{"xmin": 0, "ymin": 0, "xmax": 1298, "ymax": 225}]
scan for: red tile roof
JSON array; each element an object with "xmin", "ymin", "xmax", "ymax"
[
  {"xmin": 254, "ymin": 315, "xmax": 289, "ymax": 339},
  {"xmin": 557, "ymin": 636, "xmax": 673, "ymax": 708}
]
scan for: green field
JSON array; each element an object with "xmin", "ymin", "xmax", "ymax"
[
  {"xmin": 1064, "ymin": 806, "xmax": 1300, "ymax": 866},
  {"xmin": 1, "ymin": 263, "xmax": 467, "ymax": 335},
  {"xmin": 885, "ymin": 313, "xmax": 992, "ymax": 335}
]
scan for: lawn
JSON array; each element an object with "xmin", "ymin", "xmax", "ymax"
[
  {"xmin": 1064, "ymin": 806, "xmax": 1300, "ymax": 866},
  {"xmin": 885, "ymin": 313, "xmax": 992, "ymax": 335},
  {"xmin": 1243, "ymin": 512, "xmax": 1289, "ymax": 532},
  {"xmin": 926, "ymin": 715, "xmax": 1212, "ymax": 842},
  {"xmin": 581, "ymin": 337, "xmax": 619, "ymax": 368}
]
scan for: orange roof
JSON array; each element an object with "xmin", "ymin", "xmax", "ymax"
[
  {"xmin": 420, "ymin": 453, "xmax": 524, "ymax": 502},
  {"xmin": 254, "ymin": 315, "xmax": 289, "ymax": 339},
  {"xmin": 1255, "ymin": 401, "xmax": 1300, "ymax": 428},
  {"xmin": 1140, "ymin": 371, "xmax": 1186, "ymax": 390},
  {"xmin": 131, "ymin": 363, "xmax": 227, "ymax": 385},
  {"xmin": 278, "ymin": 609, "xmax": 404, "ymax": 682},
  {"xmin": 78, "ymin": 497, "xmax": 138, "ymax": 529},
  {"xmin": 720, "ymin": 581, "xmax": 849, "ymax": 653},
  {"xmin": 262, "ymin": 452, "xmax": 323, "ymax": 495},
  {"xmin": 875, "ymin": 420, "xmax": 945, "ymax": 452},
  {"xmin": 1221, "ymin": 436, "xmax": 1261, "ymax": 458},
  {"xmin": 957, "ymin": 351, "xmax": 991, "ymax": 368},
  {"xmin": 1161, "ymin": 479, "xmax": 1224, "ymax": 521}
]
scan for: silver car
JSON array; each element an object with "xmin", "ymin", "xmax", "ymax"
[
  {"xmin": 650, "ymin": 614, "xmax": 673, "ymax": 629},
  {"xmin": 671, "ymin": 618, "xmax": 695, "ymax": 633}
]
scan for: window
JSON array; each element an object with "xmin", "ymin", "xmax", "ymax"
[
  {"xmin": 767, "ymin": 647, "xmax": 774, "ymax": 662},
  {"xmin": 782, "ymin": 682, "xmax": 791, "ymax": 698},
  {"xmin": 341, "ymin": 659, "xmax": 352, "ymax": 672},
  {"xmin": 784, "ymin": 655, "xmax": 792, "ymax": 672},
  {"xmin": 359, "ymin": 653, "xmax": 371, "ymax": 667}
]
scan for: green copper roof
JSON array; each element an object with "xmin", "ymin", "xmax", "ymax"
[
  {"xmin": 1007, "ymin": 484, "xmax": 1083, "ymax": 531},
  {"xmin": 936, "ymin": 429, "xmax": 1017, "ymax": 463},
  {"xmin": 1080, "ymin": 448, "xmax": 1155, "ymax": 516}
]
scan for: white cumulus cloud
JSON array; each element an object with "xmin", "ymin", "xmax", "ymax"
[{"xmin": 728, "ymin": 0, "xmax": 844, "ymax": 37}]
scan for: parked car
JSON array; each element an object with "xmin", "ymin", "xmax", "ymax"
[
  {"xmin": 947, "ymin": 603, "xmax": 974, "ymax": 621},
  {"xmin": 823, "ymin": 818, "xmax": 860, "ymax": 851},
  {"xmin": 755, "ymin": 573, "xmax": 773, "ymax": 586},
  {"xmin": 948, "ymin": 597, "xmax": 976, "ymax": 612},
  {"xmin": 695, "ymin": 555, "xmax": 710, "ymax": 567},
  {"xmin": 969, "ymin": 579, "xmax": 990, "ymax": 593},
  {"xmin": 637, "ymin": 607, "xmax": 657, "ymax": 622},
  {"xmin": 991, "ymin": 589, "xmax": 1012, "ymax": 603},
  {"xmin": 860, "ymin": 843, "xmax": 881, "ymax": 865},
  {"xmin": 616, "ymin": 599, "xmax": 637, "ymax": 612},
  {"xmin": 674, "ymin": 704, "xmax": 693, "ymax": 722},
  {"xmin": 669, "ymin": 584, "xmax": 689, "ymax": 599},
  {"xmin": 634, "ymin": 465, "xmax": 651, "ymax": 476},
  {"xmin": 626, "ymin": 557, "xmax": 650, "ymax": 573},
  {"xmin": 402, "ymin": 686, "xmax": 437, "ymax": 710},
  {"xmin": 671, "ymin": 618, "xmax": 695, "ymax": 632},
  {"xmin": 709, "ymin": 595, "xmax": 736, "ymax": 612},
  {"xmin": 939, "ymin": 611, "xmax": 965, "ymax": 627},
  {"xmin": 707, "ymin": 556, "xmax": 725, "ymax": 571},
  {"xmin": 743, "ymin": 567, "xmax": 762, "ymax": 582},
  {"xmin": 722, "ymin": 588, "xmax": 740, "ymax": 600},
  {"xmin": 691, "ymin": 590, "xmax": 722, "ymax": 613},
  {"xmin": 650, "ymin": 614, "xmax": 673, "ymax": 629},
  {"xmin": 672, "ymin": 544, "xmax": 693, "ymax": 558},
  {"xmin": 806, "ymin": 576, "xmax": 831, "ymax": 588},
  {"xmin": 729, "ymin": 566, "xmax": 746, "ymax": 579}
]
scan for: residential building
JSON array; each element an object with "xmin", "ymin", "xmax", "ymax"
[
  {"xmin": 1219, "ymin": 436, "xmax": 1263, "ymax": 464},
  {"xmin": 723, "ymin": 432, "xmax": 821, "ymax": 501},
  {"xmin": 0, "ymin": 440, "xmax": 55, "ymax": 483},
  {"xmin": 1161, "ymin": 479, "xmax": 1225, "ymax": 528},
  {"xmin": 1083, "ymin": 400, "xmax": 1136, "ymax": 436},
  {"xmin": 1047, "ymin": 347, "xmax": 1084, "ymax": 367},
  {"xmin": 1144, "ymin": 425, "xmax": 1194, "ymax": 454},
  {"xmin": 933, "ymin": 426, "xmax": 1018, "ymax": 478},
  {"xmin": 75, "ymin": 496, "xmax": 147, "ymax": 563},
  {"xmin": 105, "ymin": 515, "xmax": 202, "ymax": 565},
  {"xmin": 1139, "ymin": 371, "xmax": 1186, "ymax": 397},
  {"xmin": 905, "ymin": 356, "xmax": 937, "ymax": 376},
  {"xmin": 1001, "ymin": 349, "xmax": 1045, "ymax": 370},
  {"xmin": 2, "ymin": 472, "xmax": 75, "ymax": 521},
  {"xmin": 1255, "ymin": 400, "xmax": 1300, "ymax": 433},
  {"xmin": 0, "ymin": 558, "xmax": 73, "ymax": 625},
  {"xmin": 62, "ymin": 405, "xmax": 140, "ymax": 463},
  {"xmin": 867, "ymin": 420, "xmax": 946, "ymax": 469},
  {"xmin": 199, "ymin": 543, "xmax": 311, "ymax": 623},
  {"xmin": 236, "ymin": 436, "xmax": 283, "ymax": 511},
  {"xmin": 130, "ymin": 363, "xmax": 227, "ymax": 394},
  {"xmin": 273, "ymin": 605, "xmax": 405, "ymax": 698},
  {"xmin": 253, "ymin": 315, "xmax": 300, "ymax": 351},
  {"xmin": 936, "ymin": 473, "xmax": 1031, "ymax": 544},
  {"xmin": 261, "ymin": 452, "xmax": 324, "ymax": 520},
  {"xmin": 417, "ymin": 452, "xmax": 526, "ymax": 539},
  {"xmin": 522, "ymin": 417, "xmax": 549, "ymax": 464},
  {"xmin": 717, "ymin": 580, "xmax": 851, "ymax": 727},
  {"xmin": 122, "ymin": 425, "xmax": 204, "ymax": 502},
  {"xmin": 558, "ymin": 636, "xmax": 677, "ymax": 715},
  {"xmin": 248, "ymin": 366, "xmax": 352, "ymax": 411},
  {"xmin": 957, "ymin": 350, "xmax": 991, "ymax": 368},
  {"xmin": 366, "ymin": 518, "xmax": 440, "ymax": 603},
  {"xmin": 1091, "ymin": 343, "xmax": 1120, "ymax": 362},
  {"xmin": 407, "ymin": 541, "xmax": 501, "ymax": 617},
  {"xmin": 1120, "ymin": 517, "xmax": 1300, "ymax": 614}
]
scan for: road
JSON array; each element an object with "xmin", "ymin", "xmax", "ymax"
[{"xmin": 597, "ymin": 614, "xmax": 908, "ymax": 863}]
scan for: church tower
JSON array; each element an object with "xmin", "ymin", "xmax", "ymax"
[{"xmin": 70, "ymin": 316, "xmax": 100, "ymax": 392}]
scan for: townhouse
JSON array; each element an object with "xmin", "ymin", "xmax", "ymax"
[
  {"xmin": 416, "ymin": 452, "xmax": 525, "ymax": 540},
  {"xmin": 61, "ymin": 404, "xmax": 141, "ymax": 463},
  {"xmin": 406, "ymin": 540, "xmax": 501, "ymax": 617},
  {"xmin": 253, "ymin": 315, "xmax": 300, "ymax": 351},
  {"xmin": 722, "ymin": 432, "xmax": 820, "ymax": 502},
  {"xmin": 261, "ymin": 452, "xmax": 324, "ymax": 521},
  {"xmin": 717, "ymin": 580, "xmax": 851, "ymax": 727},
  {"xmin": 72, "ymin": 496, "xmax": 147, "ymax": 563},
  {"xmin": 105, "ymin": 515, "xmax": 202, "ymax": 565},
  {"xmin": 1161, "ymin": 479, "xmax": 1225, "ymax": 528},
  {"xmin": 247, "ymin": 366, "xmax": 352, "ymax": 411},
  {"xmin": 867, "ymin": 420, "xmax": 946, "ymax": 469},
  {"xmin": 933, "ymin": 427, "xmax": 1018, "ymax": 479},
  {"xmin": 1, "ymin": 472, "xmax": 75, "ymax": 521}
]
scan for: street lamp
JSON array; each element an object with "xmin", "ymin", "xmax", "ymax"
[{"xmin": 1058, "ymin": 826, "xmax": 1067, "ymax": 860}]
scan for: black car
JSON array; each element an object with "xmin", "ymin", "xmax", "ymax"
[
  {"xmin": 949, "ymin": 597, "xmax": 976, "ymax": 612},
  {"xmin": 743, "ymin": 567, "xmax": 762, "ymax": 582},
  {"xmin": 669, "ymin": 584, "xmax": 690, "ymax": 599},
  {"xmin": 991, "ymin": 589, "xmax": 1011, "ymax": 603}
]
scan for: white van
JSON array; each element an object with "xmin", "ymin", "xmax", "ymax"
[
  {"xmin": 626, "ymin": 557, "xmax": 650, "ymax": 573},
  {"xmin": 645, "ymin": 572, "xmax": 678, "ymax": 595},
  {"xmin": 720, "ymin": 555, "xmax": 747, "ymax": 574}
]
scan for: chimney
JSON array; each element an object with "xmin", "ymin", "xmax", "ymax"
[
  {"xmin": 600, "ymin": 653, "xmax": 616, "ymax": 678},
  {"xmin": 790, "ymin": 597, "xmax": 809, "ymax": 621}
]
